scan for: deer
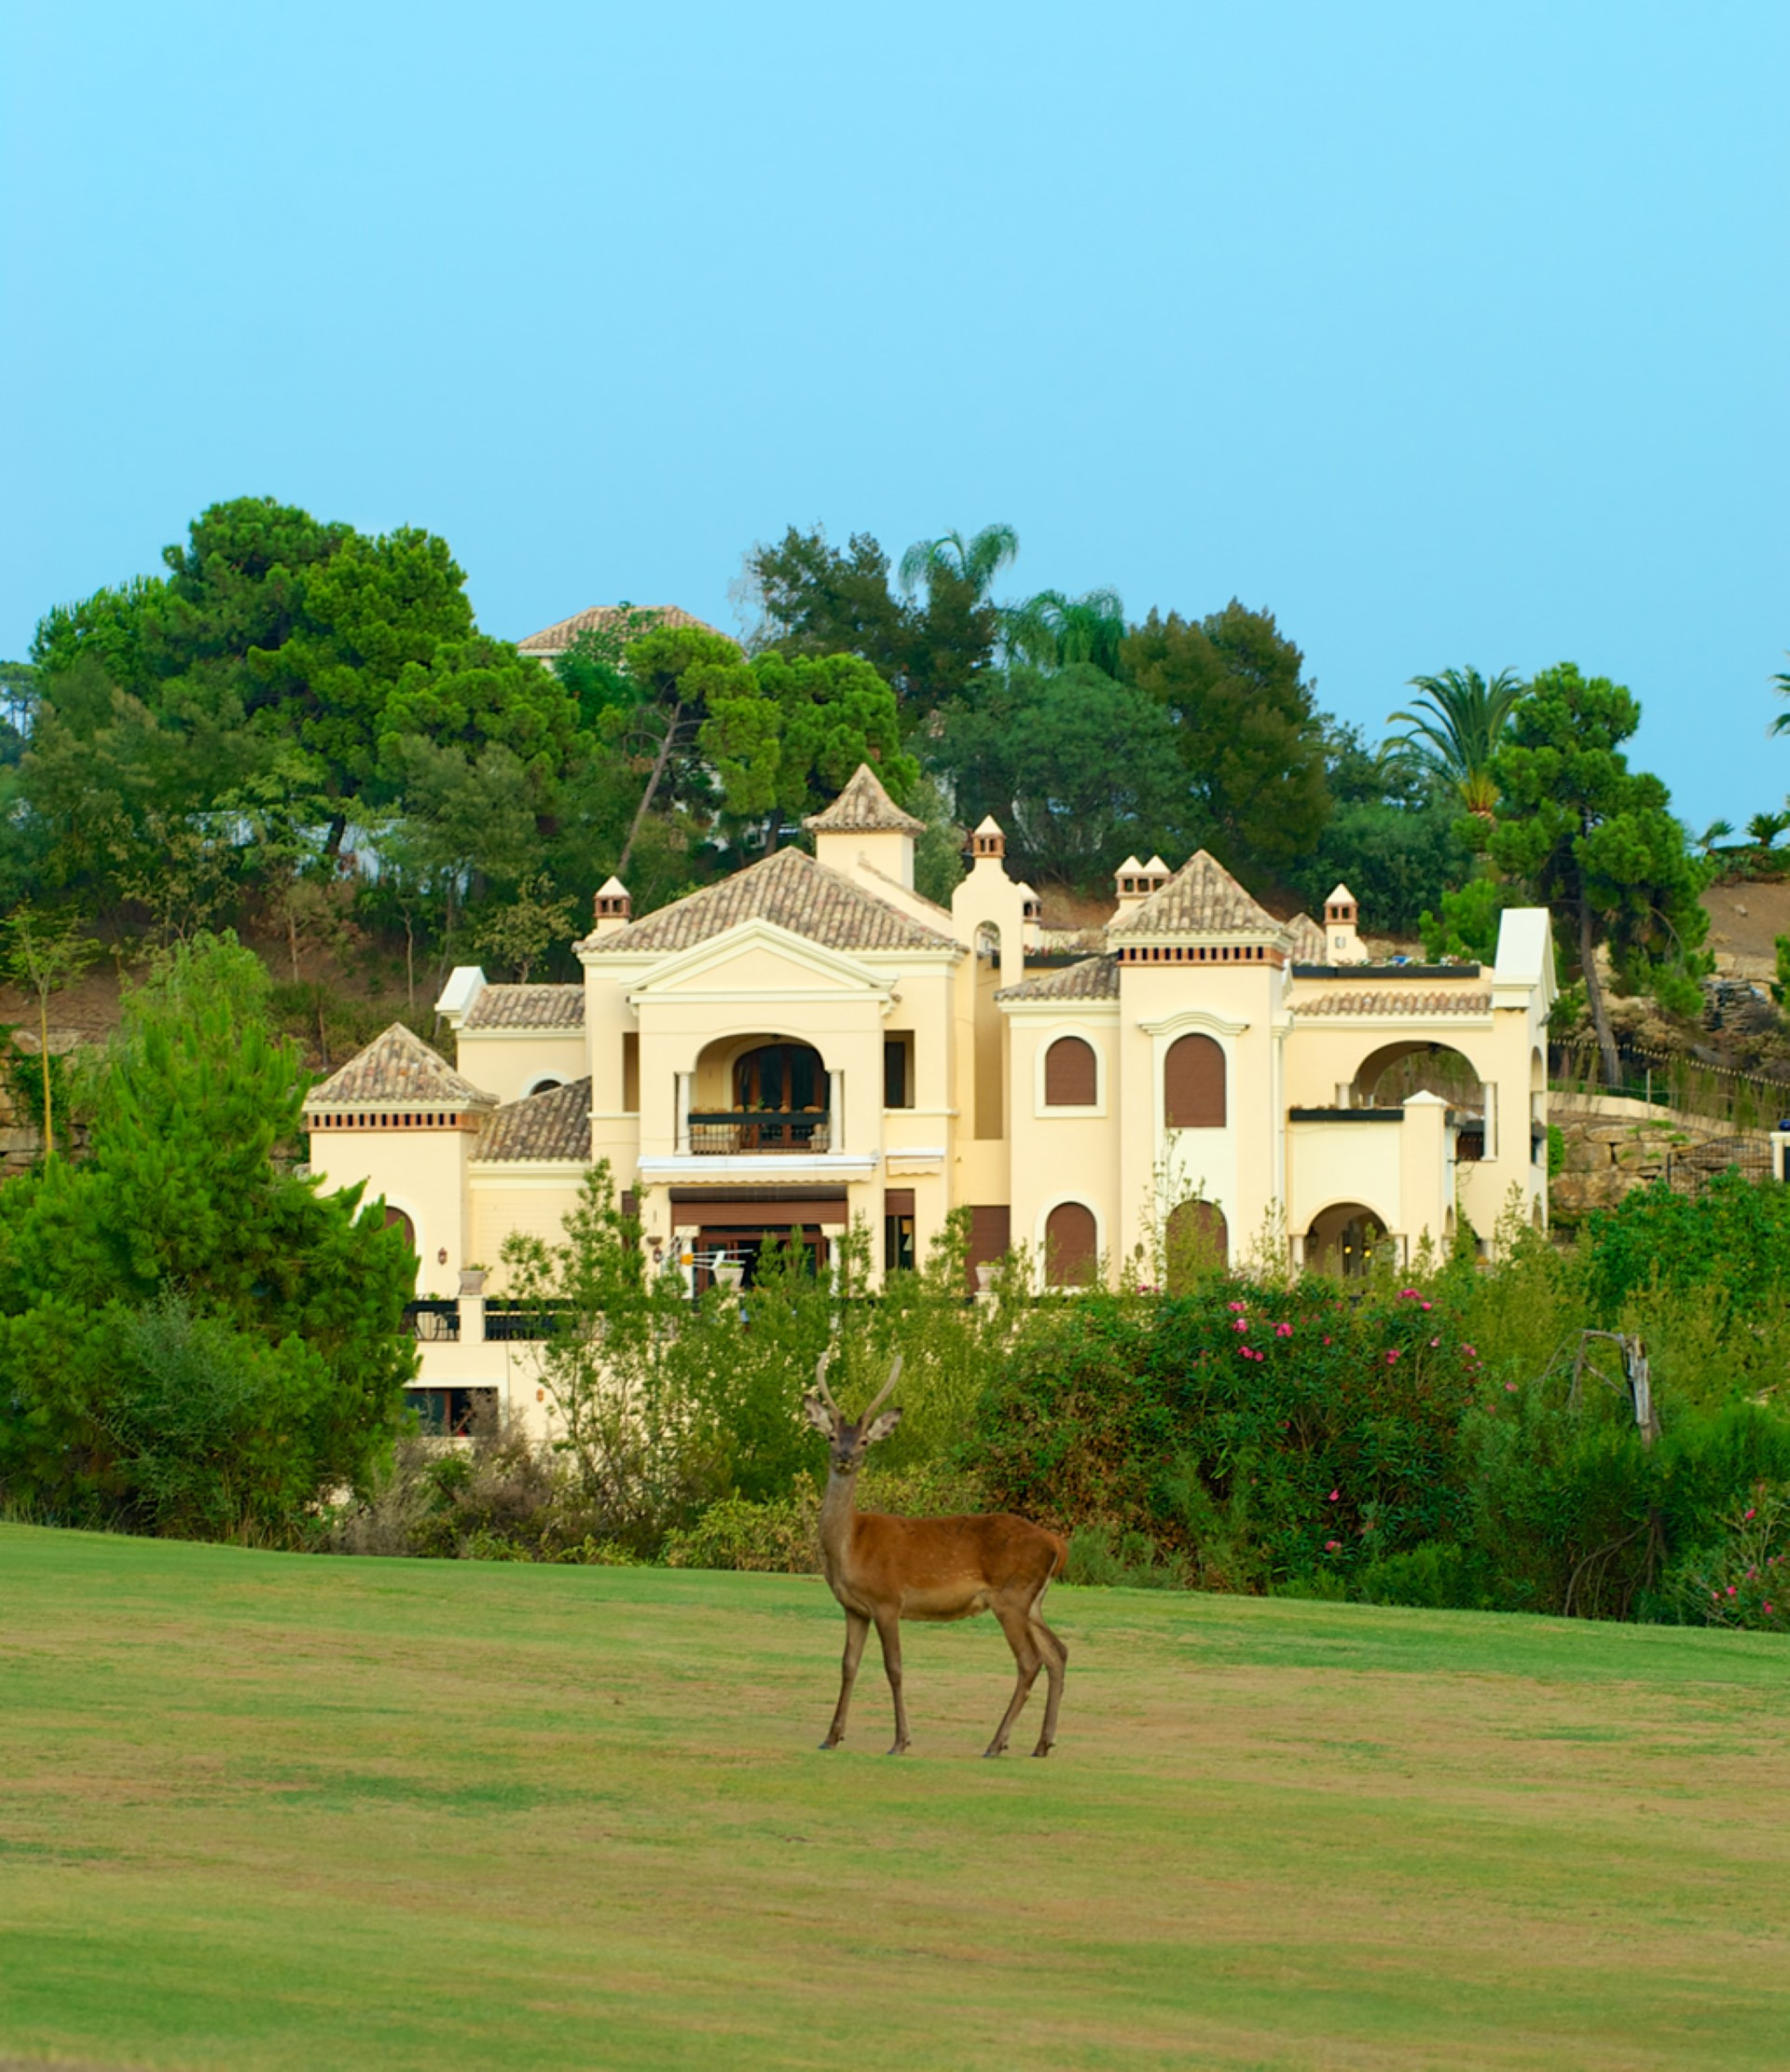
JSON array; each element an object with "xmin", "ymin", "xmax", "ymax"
[{"xmin": 803, "ymin": 1350, "xmax": 1069, "ymax": 1758}]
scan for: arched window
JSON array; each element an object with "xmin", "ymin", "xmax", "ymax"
[
  {"xmin": 383, "ymin": 1205, "xmax": 416, "ymax": 1252},
  {"xmin": 524, "ymin": 1076, "xmax": 563, "ymax": 1098},
  {"xmin": 1165, "ymin": 1200, "xmax": 1228, "ymax": 1291},
  {"xmin": 1043, "ymin": 1036, "xmax": 1097, "ymax": 1108},
  {"xmin": 1164, "ymin": 1033, "xmax": 1225, "ymax": 1127},
  {"xmin": 734, "ymin": 1043, "xmax": 826, "ymax": 1112},
  {"xmin": 1044, "ymin": 1201, "xmax": 1098, "ymax": 1287}
]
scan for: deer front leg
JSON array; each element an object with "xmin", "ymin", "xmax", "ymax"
[
  {"xmin": 819, "ymin": 1609, "xmax": 870, "ymax": 1748},
  {"xmin": 984, "ymin": 1605, "xmax": 1041, "ymax": 1758},
  {"xmin": 874, "ymin": 1609, "xmax": 911, "ymax": 1754}
]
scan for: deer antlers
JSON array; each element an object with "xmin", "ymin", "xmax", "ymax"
[{"xmin": 813, "ymin": 1348, "xmax": 902, "ymax": 1425}]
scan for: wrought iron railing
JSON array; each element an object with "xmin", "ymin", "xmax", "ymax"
[
  {"xmin": 686, "ymin": 1111, "xmax": 832, "ymax": 1154},
  {"xmin": 405, "ymin": 1299, "xmax": 461, "ymax": 1343}
]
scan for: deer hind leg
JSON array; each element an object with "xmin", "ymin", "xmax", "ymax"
[
  {"xmin": 874, "ymin": 1609, "xmax": 911, "ymax": 1754},
  {"xmin": 1027, "ymin": 1607, "xmax": 1068, "ymax": 1758},
  {"xmin": 820, "ymin": 1609, "xmax": 871, "ymax": 1749},
  {"xmin": 983, "ymin": 1604, "xmax": 1042, "ymax": 1758}
]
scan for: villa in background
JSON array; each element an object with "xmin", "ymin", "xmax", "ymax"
[{"xmin": 305, "ymin": 764, "xmax": 1555, "ymax": 1434}]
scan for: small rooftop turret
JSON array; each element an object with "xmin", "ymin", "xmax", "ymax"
[
  {"xmin": 1324, "ymin": 883, "xmax": 1366, "ymax": 963},
  {"xmin": 591, "ymin": 877, "xmax": 632, "ymax": 937},
  {"xmin": 970, "ymin": 815, "xmax": 1006, "ymax": 862}
]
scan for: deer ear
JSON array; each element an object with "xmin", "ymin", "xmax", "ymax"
[
  {"xmin": 863, "ymin": 1406, "xmax": 902, "ymax": 1447},
  {"xmin": 801, "ymin": 1391, "xmax": 836, "ymax": 1436}
]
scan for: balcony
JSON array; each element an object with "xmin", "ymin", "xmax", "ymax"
[{"xmin": 686, "ymin": 1110, "xmax": 832, "ymax": 1155}]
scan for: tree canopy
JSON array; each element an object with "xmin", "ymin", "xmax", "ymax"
[
  {"xmin": 1122, "ymin": 602, "xmax": 1329, "ymax": 882},
  {"xmin": 1487, "ymin": 662, "xmax": 1710, "ymax": 1080}
]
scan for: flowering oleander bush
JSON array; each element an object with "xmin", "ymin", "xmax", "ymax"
[
  {"xmin": 974, "ymin": 1283, "xmax": 1487, "ymax": 1592},
  {"xmin": 1670, "ymin": 1482, "xmax": 1790, "ymax": 1635}
]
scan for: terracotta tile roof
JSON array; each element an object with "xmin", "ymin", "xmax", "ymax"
[
  {"xmin": 1106, "ymin": 850, "xmax": 1280, "ymax": 936},
  {"xmin": 462, "ymin": 984, "xmax": 585, "ymax": 1030},
  {"xmin": 585, "ymin": 846, "xmax": 958, "ymax": 956},
  {"xmin": 1296, "ymin": 989, "xmax": 1493, "ymax": 1017},
  {"xmin": 473, "ymin": 1078, "xmax": 592, "ymax": 1162},
  {"xmin": 997, "ymin": 955, "xmax": 1122, "ymax": 1003},
  {"xmin": 802, "ymin": 764, "xmax": 926, "ymax": 836},
  {"xmin": 516, "ymin": 605, "xmax": 733, "ymax": 656},
  {"xmin": 1286, "ymin": 913, "xmax": 1329, "ymax": 962},
  {"xmin": 305, "ymin": 1024, "xmax": 494, "ymax": 1109}
]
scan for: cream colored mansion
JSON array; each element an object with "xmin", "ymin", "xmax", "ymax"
[{"xmin": 305, "ymin": 766, "xmax": 1555, "ymax": 1430}]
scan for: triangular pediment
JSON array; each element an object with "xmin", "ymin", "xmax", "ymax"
[{"xmin": 626, "ymin": 919, "xmax": 890, "ymax": 1000}]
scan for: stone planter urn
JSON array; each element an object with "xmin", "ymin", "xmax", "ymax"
[
  {"xmin": 458, "ymin": 1267, "xmax": 489, "ymax": 1299},
  {"xmin": 713, "ymin": 1260, "xmax": 746, "ymax": 1292},
  {"xmin": 974, "ymin": 1262, "xmax": 996, "ymax": 1294}
]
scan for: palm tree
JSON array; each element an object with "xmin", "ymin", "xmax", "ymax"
[
  {"xmin": 1385, "ymin": 667, "xmax": 1527, "ymax": 818},
  {"xmin": 1746, "ymin": 809, "xmax": 1790, "ymax": 851},
  {"xmin": 1697, "ymin": 818, "xmax": 1735, "ymax": 854},
  {"xmin": 898, "ymin": 523, "xmax": 1020, "ymax": 601},
  {"xmin": 1769, "ymin": 658, "xmax": 1790, "ymax": 735},
  {"xmin": 1003, "ymin": 587, "xmax": 1126, "ymax": 676}
]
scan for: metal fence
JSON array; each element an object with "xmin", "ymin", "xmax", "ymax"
[{"xmin": 1549, "ymin": 1042, "xmax": 1789, "ymax": 1136}]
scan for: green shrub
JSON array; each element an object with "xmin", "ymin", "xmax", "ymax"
[
  {"xmin": 1354, "ymin": 1540, "xmax": 1481, "ymax": 1609},
  {"xmin": 1667, "ymin": 1481, "xmax": 1790, "ymax": 1633},
  {"xmin": 663, "ymin": 1488, "xmax": 820, "ymax": 1573},
  {"xmin": 1585, "ymin": 1170, "xmax": 1790, "ymax": 1323},
  {"xmin": 1065, "ymin": 1521, "xmax": 1191, "ymax": 1590},
  {"xmin": 1462, "ymin": 1383, "xmax": 1790, "ymax": 1619}
]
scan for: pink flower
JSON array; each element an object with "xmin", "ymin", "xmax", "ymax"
[
  {"xmin": 1767, "ymin": 1605, "xmax": 1776, "ymax": 1616},
  {"xmin": 1461, "ymin": 1345, "xmax": 1477, "ymax": 1358},
  {"xmin": 1505, "ymin": 1382, "xmax": 1518, "ymax": 1393},
  {"xmin": 1399, "ymin": 1289, "xmax": 1418, "ymax": 1300},
  {"xmin": 1385, "ymin": 1350, "xmax": 1400, "ymax": 1365},
  {"xmin": 1233, "ymin": 1318, "xmax": 1249, "ymax": 1333},
  {"xmin": 1744, "ymin": 1508, "xmax": 1756, "ymax": 1521},
  {"xmin": 1227, "ymin": 1300, "xmax": 1246, "ymax": 1313},
  {"xmin": 1323, "ymin": 1334, "xmax": 1332, "ymax": 1346},
  {"xmin": 1275, "ymin": 1321, "xmax": 1294, "ymax": 1337},
  {"xmin": 1728, "ymin": 1585, "xmax": 1738, "ymax": 1597},
  {"xmin": 1328, "ymin": 1488, "xmax": 1340, "ymax": 1502},
  {"xmin": 1325, "ymin": 1540, "xmax": 1342, "ymax": 1552},
  {"xmin": 1429, "ymin": 1336, "xmax": 1440, "ymax": 1347},
  {"xmin": 1422, "ymin": 1301, "xmax": 1432, "ymax": 1311}
]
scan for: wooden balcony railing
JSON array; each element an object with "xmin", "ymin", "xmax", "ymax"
[{"xmin": 686, "ymin": 1111, "xmax": 832, "ymax": 1154}]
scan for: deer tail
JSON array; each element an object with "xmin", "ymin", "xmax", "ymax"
[{"xmin": 1049, "ymin": 1531, "xmax": 1069, "ymax": 1580}]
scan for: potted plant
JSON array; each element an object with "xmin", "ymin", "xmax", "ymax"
[{"xmin": 458, "ymin": 1264, "xmax": 489, "ymax": 1298}]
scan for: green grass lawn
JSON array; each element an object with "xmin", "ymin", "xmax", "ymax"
[{"xmin": 1, "ymin": 1526, "xmax": 1786, "ymax": 2071}]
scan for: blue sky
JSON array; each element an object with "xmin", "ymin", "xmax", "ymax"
[{"xmin": 2, "ymin": 0, "xmax": 1783, "ymax": 832}]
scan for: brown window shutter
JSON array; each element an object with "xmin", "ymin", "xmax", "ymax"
[
  {"xmin": 1043, "ymin": 1036, "xmax": 1097, "ymax": 1108},
  {"xmin": 966, "ymin": 1205, "xmax": 1012, "ymax": 1292},
  {"xmin": 1044, "ymin": 1202, "xmax": 1098, "ymax": 1286},
  {"xmin": 1164, "ymin": 1033, "xmax": 1226, "ymax": 1127},
  {"xmin": 884, "ymin": 1188, "xmax": 916, "ymax": 1215}
]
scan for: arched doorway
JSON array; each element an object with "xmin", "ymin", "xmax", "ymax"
[
  {"xmin": 1304, "ymin": 1202, "xmax": 1386, "ymax": 1278},
  {"xmin": 1165, "ymin": 1199, "xmax": 1228, "ymax": 1291}
]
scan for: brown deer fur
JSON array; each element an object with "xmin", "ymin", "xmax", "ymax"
[{"xmin": 803, "ymin": 1354, "xmax": 1069, "ymax": 1757}]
